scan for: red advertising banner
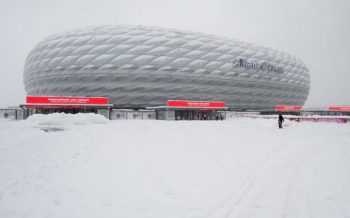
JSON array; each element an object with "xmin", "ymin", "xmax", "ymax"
[
  {"xmin": 276, "ymin": 106, "xmax": 301, "ymax": 110},
  {"xmin": 329, "ymin": 107, "xmax": 350, "ymax": 111},
  {"xmin": 25, "ymin": 105, "xmax": 83, "ymax": 109},
  {"xmin": 26, "ymin": 96, "xmax": 108, "ymax": 105},
  {"xmin": 168, "ymin": 100, "xmax": 225, "ymax": 107}
]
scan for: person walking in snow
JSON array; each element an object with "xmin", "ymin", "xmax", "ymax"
[{"xmin": 278, "ymin": 114, "xmax": 284, "ymax": 129}]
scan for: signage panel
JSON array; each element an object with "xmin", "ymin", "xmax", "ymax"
[
  {"xmin": 26, "ymin": 96, "xmax": 108, "ymax": 105},
  {"xmin": 329, "ymin": 107, "xmax": 350, "ymax": 111},
  {"xmin": 230, "ymin": 58, "xmax": 284, "ymax": 74},
  {"xmin": 276, "ymin": 106, "xmax": 301, "ymax": 110},
  {"xmin": 168, "ymin": 100, "xmax": 225, "ymax": 107},
  {"xmin": 25, "ymin": 105, "xmax": 83, "ymax": 109}
]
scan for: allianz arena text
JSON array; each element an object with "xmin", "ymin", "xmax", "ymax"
[{"xmin": 23, "ymin": 25, "xmax": 310, "ymax": 109}]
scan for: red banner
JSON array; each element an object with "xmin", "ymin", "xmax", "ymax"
[
  {"xmin": 26, "ymin": 96, "xmax": 108, "ymax": 105},
  {"xmin": 276, "ymin": 106, "xmax": 301, "ymax": 110},
  {"xmin": 26, "ymin": 105, "xmax": 83, "ymax": 109},
  {"xmin": 168, "ymin": 100, "xmax": 225, "ymax": 107},
  {"xmin": 329, "ymin": 107, "xmax": 350, "ymax": 111}
]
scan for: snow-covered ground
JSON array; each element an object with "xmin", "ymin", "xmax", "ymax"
[{"xmin": 0, "ymin": 114, "xmax": 350, "ymax": 218}]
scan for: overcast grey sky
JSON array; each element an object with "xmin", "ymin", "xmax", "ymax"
[{"xmin": 0, "ymin": 0, "xmax": 349, "ymax": 108}]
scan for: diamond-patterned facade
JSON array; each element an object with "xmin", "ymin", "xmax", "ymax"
[{"xmin": 23, "ymin": 25, "xmax": 310, "ymax": 109}]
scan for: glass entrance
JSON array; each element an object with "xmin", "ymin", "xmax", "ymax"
[
  {"xmin": 175, "ymin": 111, "xmax": 203, "ymax": 120},
  {"xmin": 174, "ymin": 110, "xmax": 226, "ymax": 120},
  {"xmin": 175, "ymin": 111, "xmax": 190, "ymax": 120}
]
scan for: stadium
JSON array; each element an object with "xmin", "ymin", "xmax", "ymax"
[{"xmin": 23, "ymin": 25, "xmax": 310, "ymax": 114}]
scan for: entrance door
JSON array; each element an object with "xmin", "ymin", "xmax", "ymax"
[
  {"xmin": 188, "ymin": 111, "xmax": 195, "ymax": 120},
  {"xmin": 217, "ymin": 111, "xmax": 224, "ymax": 120},
  {"xmin": 175, "ymin": 110, "xmax": 223, "ymax": 121},
  {"xmin": 175, "ymin": 111, "xmax": 187, "ymax": 120},
  {"xmin": 193, "ymin": 111, "xmax": 199, "ymax": 120}
]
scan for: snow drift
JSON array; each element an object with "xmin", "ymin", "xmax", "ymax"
[{"xmin": 25, "ymin": 113, "xmax": 109, "ymax": 126}]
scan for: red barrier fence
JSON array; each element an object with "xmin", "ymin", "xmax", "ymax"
[
  {"xmin": 299, "ymin": 118, "xmax": 348, "ymax": 123},
  {"xmin": 244, "ymin": 116, "xmax": 349, "ymax": 123}
]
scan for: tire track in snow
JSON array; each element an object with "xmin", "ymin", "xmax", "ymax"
[
  {"xmin": 206, "ymin": 141, "xmax": 290, "ymax": 218},
  {"xmin": 281, "ymin": 137, "xmax": 337, "ymax": 218}
]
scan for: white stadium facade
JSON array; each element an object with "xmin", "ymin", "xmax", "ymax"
[{"xmin": 23, "ymin": 25, "xmax": 310, "ymax": 112}]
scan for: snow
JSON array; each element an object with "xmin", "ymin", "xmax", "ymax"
[
  {"xmin": 25, "ymin": 113, "xmax": 109, "ymax": 126},
  {"xmin": 0, "ymin": 115, "xmax": 350, "ymax": 218}
]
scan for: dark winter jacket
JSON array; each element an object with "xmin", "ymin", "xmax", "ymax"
[{"xmin": 278, "ymin": 115, "xmax": 284, "ymax": 123}]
